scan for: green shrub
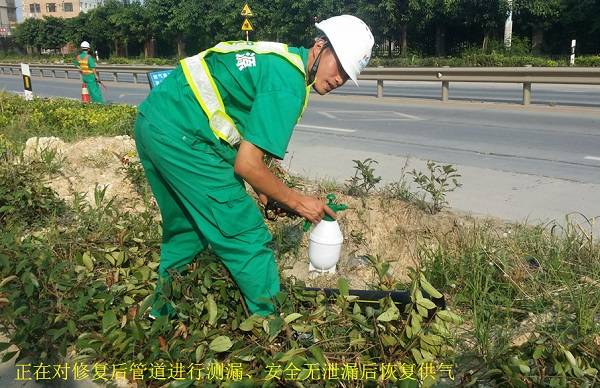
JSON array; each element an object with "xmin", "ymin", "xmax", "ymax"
[
  {"xmin": 0, "ymin": 158, "xmax": 66, "ymax": 227},
  {"xmin": 0, "ymin": 188, "xmax": 457, "ymax": 384},
  {"xmin": 576, "ymin": 56, "xmax": 600, "ymax": 67},
  {"xmin": 0, "ymin": 145, "xmax": 458, "ymax": 385},
  {"xmin": 346, "ymin": 158, "xmax": 382, "ymax": 197},
  {"xmin": 410, "ymin": 161, "xmax": 462, "ymax": 214},
  {"xmin": 0, "ymin": 92, "xmax": 136, "ymax": 144},
  {"xmin": 3, "ymin": 51, "xmax": 597, "ymax": 68}
]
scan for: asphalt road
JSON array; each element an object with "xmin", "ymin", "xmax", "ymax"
[
  {"xmin": 1, "ymin": 75, "xmax": 599, "ymax": 229},
  {"xmin": 5, "ymin": 67, "xmax": 600, "ymax": 106}
]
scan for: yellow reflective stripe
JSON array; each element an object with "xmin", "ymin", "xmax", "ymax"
[
  {"xmin": 207, "ymin": 41, "xmax": 306, "ymax": 78},
  {"xmin": 181, "ymin": 56, "xmax": 214, "ymax": 119},
  {"xmin": 78, "ymin": 55, "xmax": 92, "ymax": 74},
  {"xmin": 210, "ymin": 111, "xmax": 241, "ymax": 145},
  {"xmin": 200, "ymin": 58, "xmax": 225, "ymax": 110},
  {"xmin": 299, "ymin": 85, "xmax": 311, "ymax": 121},
  {"xmin": 182, "ymin": 41, "xmax": 310, "ymax": 146},
  {"xmin": 182, "ymin": 54, "xmax": 242, "ymax": 145}
]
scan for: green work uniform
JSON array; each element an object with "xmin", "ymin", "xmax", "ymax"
[
  {"xmin": 75, "ymin": 51, "xmax": 104, "ymax": 104},
  {"xmin": 135, "ymin": 43, "xmax": 309, "ymax": 318}
]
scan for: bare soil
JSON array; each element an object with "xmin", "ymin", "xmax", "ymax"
[{"xmin": 24, "ymin": 135, "xmax": 145, "ymax": 211}]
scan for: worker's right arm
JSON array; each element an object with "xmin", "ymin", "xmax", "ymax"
[{"xmin": 234, "ymin": 140, "xmax": 335, "ymax": 224}]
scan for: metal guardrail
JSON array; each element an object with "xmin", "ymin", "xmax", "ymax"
[
  {"xmin": 1, "ymin": 63, "xmax": 599, "ymax": 105},
  {"xmin": 0, "ymin": 63, "xmax": 173, "ymax": 84},
  {"xmin": 362, "ymin": 66, "xmax": 600, "ymax": 104}
]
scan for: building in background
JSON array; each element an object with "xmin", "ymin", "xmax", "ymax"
[
  {"xmin": 20, "ymin": 0, "xmax": 104, "ymax": 19},
  {"xmin": 0, "ymin": 0, "xmax": 17, "ymax": 36}
]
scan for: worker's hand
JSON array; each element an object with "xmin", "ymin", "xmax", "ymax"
[{"xmin": 293, "ymin": 195, "xmax": 336, "ymax": 224}]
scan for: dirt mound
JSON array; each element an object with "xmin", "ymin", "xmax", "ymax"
[
  {"xmin": 24, "ymin": 135, "xmax": 144, "ymax": 211},
  {"xmin": 281, "ymin": 194, "xmax": 473, "ymax": 289}
]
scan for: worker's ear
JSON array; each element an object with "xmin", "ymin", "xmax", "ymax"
[{"xmin": 313, "ymin": 38, "xmax": 327, "ymax": 54}]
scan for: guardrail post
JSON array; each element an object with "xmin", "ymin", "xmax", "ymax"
[
  {"xmin": 133, "ymin": 73, "xmax": 138, "ymax": 84},
  {"xmin": 522, "ymin": 65, "xmax": 532, "ymax": 105},
  {"xmin": 113, "ymin": 72, "xmax": 118, "ymax": 82},
  {"xmin": 376, "ymin": 66, "xmax": 384, "ymax": 98},
  {"xmin": 442, "ymin": 81, "xmax": 449, "ymax": 102},
  {"xmin": 377, "ymin": 79, "xmax": 383, "ymax": 98},
  {"xmin": 52, "ymin": 69, "xmax": 56, "ymax": 78},
  {"xmin": 522, "ymin": 83, "xmax": 531, "ymax": 105}
]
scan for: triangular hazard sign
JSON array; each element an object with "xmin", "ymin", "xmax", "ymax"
[
  {"xmin": 241, "ymin": 18, "xmax": 253, "ymax": 31},
  {"xmin": 241, "ymin": 4, "xmax": 253, "ymax": 16}
]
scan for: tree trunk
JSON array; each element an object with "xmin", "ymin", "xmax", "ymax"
[
  {"xmin": 388, "ymin": 38, "xmax": 392, "ymax": 58},
  {"xmin": 124, "ymin": 38, "xmax": 129, "ymax": 57},
  {"xmin": 482, "ymin": 32, "xmax": 490, "ymax": 51},
  {"xmin": 401, "ymin": 24, "xmax": 408, "ymax": 56},
  {"xmin": 435, "ymin": 24, "xmax": 446, "ymax": 56},
  {"xmin": 177, "ymin": 33, "xmax": 185, "ymax": 57},
  {"xmin": 532, "ymin": 27, "xmax": 543, "ymax": 55},
  {"xmin": 144, "ymin": 37, "xmax": 155, "ymax": 58}
]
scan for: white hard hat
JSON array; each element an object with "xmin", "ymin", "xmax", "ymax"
[
  {"xmin": 315, "ymin": 15, "xmax": 374, "ymax": 86},
  {"xmin": 80, "ymin": 41, "xmax": 90, "ymax": 49}
]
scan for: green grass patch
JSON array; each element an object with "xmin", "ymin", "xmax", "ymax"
[{"xmin": 421, "ymin": 218, "xmax": 600, "ymax": 386}]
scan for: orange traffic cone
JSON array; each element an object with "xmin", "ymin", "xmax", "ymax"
[{"xmin": 81, "ymin": 83, "xmax": 90, "ymax": 104}]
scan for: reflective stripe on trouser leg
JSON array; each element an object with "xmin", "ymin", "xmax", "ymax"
[{"xmin": 133, "ymin": 115, "xmax": 281, "ymax": 316}]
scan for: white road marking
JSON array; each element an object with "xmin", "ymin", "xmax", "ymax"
[
  {"xmin": 584, "ymin": 156, "xmax": 600, "ymax": 162},
  {"xmin": 318, "ymin": 111, "xmax": 337, "ymax": 119},
  {"xmin": 317, "ymin": 110, "xmax": 422, "ymax": 121},
  {"xmin": 296, "ymin": 124, "xmax": 356, "ymax": 133},
  {"xmin": 118, "ymin": 93, "xmax": 147, "ymax": 98}
]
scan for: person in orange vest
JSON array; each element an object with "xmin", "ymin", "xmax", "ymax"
[{"xmin": 74, "ymin": 41, "xmax": 104, "ymax": 104}]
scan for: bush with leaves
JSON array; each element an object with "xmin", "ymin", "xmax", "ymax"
[
  {"xmin": 0, "ymin": 147, "xmax": 460, "ymax": 387},
  {"xmin": 410, "ymin": 161, "xmax": 462, "ymax": 214},
  {"xmin": 0, "ymin": 92, "xmax": 136, "ymax": 144},
  {"xmin": 1, "ymin": 199, "xmax": 459, "ymax": 386},
  {"xmin": 346, "ymin": 158, "xmax": 382, "ymax": 197},
  {"xmin": 0, "ymin": 157, "xmax": 66, "ymax": 227}
]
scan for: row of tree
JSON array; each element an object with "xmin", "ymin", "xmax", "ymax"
[{"xmin": 12, "ymin": 0, "xmax": 600, "ymax": 59}]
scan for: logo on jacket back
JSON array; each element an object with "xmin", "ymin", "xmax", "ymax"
[{"xmin": 236, "ymin": 52, "xmax": 256, "ymax": 71}]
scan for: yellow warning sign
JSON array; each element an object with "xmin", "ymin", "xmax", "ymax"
[
  {"xmin": 241, "ymin": 3, "xmax": 253, "ymax": 16},
  {"xmin": 241, "ymin": 18, "xmax": 253, "ymax": 31}
]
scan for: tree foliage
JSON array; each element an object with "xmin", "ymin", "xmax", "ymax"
[{"xmin": 10, "ymin": 0, "xmax": 600, "ymax": 58}]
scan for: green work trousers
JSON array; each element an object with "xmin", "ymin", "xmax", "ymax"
[
  {"xmin": 134, "ymin": 113, "xmax": 280, "ymax": 318},
  {"xmin": 82, "ymin": 73, "xmax": 104, "ymax": 104}
]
